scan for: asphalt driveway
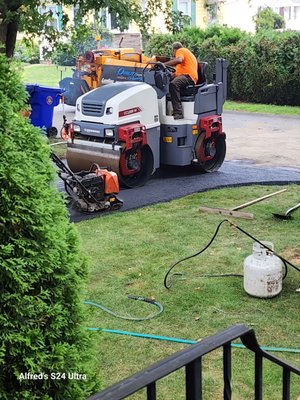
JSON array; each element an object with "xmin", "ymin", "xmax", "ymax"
[{"xmin": 53, "ymin": 106, "xmax": 300, "ymax": 221}]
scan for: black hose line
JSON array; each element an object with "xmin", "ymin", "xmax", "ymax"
[
  {"xmin": 232, "ymin": 222, "xmax": 300, "ymax": 274},
  {"xmin": 163, "ymin": 219, "xmax": 299, "ymax": 289},
  {"xmin": 164, "ymin": 219, "xmax": 228, "ymax": 289}
]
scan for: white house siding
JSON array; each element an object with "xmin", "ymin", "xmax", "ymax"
[
  {"xmin": 201, "ymin": 0, "xmax": 300, "ymax": 33},
  {"xmin": 220, "ymin": 0, "xmax": 270, "ymax": 33},
  {"xmin": 272, "ymin": 0, "xmax": 300, "ymax": 30}
]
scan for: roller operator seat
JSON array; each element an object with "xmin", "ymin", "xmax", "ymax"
[{"xmin": 180, "ymin": 61, "xmax": 208, "ymax": 101}]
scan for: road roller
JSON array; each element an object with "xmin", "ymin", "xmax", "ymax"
[{"xmin": 66, "ymin": 58, "xmax": 228, "ymax": 187}]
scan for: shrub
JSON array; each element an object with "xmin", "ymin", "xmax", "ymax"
[
  {"xmin": 14, "ymin": 40, "xmax": 40, "ymax": 64},
  {"xmin": 254, "ymin": 6, "xmax": 285, "ymax": 32},
  {"xmin": 144, "ymin": 33, "xmax": 174, "ymax": 58},
  {"xmin": 51, "ymin": 42, "xmax": 77, "ymax": 66},
  {"xmin": 0, "ymin": 54, "xmax": 99, "ymax": 399},
  {"xmin": 227, "ymin": 30, "xmax": 300, "ymax": 105},
  {"xmin": 0, "ymin": 56, "xmax": 28, "ymax": 112}
]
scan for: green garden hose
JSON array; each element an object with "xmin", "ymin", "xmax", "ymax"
[
  {"xmin": 83, "ymin": 295, "xmax": 163, "ymax": 321},
  {"xmin": 85, "ymin": 327, "xmax": 300, "ymax": 354}
]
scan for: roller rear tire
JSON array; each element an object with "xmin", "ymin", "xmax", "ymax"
[{"xmin": 194, "ymin": 132, "xmax": 226, "ymax": 172}]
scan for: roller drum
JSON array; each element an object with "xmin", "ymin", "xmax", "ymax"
[
  {"xmin": 67, "ymin": 141, "xmax": 154, "ymax": 188},
  {"xmin": 67, "ymin": 142, "xmax": 121, "ymax": 175}
]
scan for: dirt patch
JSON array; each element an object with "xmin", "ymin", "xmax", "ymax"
[
  {"xmin": 223, "ymin": 111, "xmax": 300, "ymax": 169},
  {"xmin": 282, "ymin": 247, "xmax": 300, "ymax": 265}
]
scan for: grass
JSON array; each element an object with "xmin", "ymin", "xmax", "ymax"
[
  {"xmin": 21, "ymin": 64, "xmax": 300, "ymax": 116},
  {"xmin": 77, "ymin": 184, "xmax": 300, "ymax": 399},
  {"xmin": 21, "ymin": 64, "xmax": 73, "ymax": 87},
  {"xmin": 224, "ymin": 100, "xmax": 300, "ymax": 116},
  {"xmin": 49, "ymin": 138, "xmax": 67, "ymax": 159}
]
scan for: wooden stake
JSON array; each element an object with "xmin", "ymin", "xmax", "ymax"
[{"xmin": 199, "ymin": 207, "xmax": 254, "ymax": 219}]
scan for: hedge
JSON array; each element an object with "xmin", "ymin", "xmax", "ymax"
[
  {"xmin": 14, "ymin": 40, "xmax": 40, "ymax": 64},
  {"xmin": 145, "ymin": 26, "xmax": 300, "ymax": 106},
  {"xmin": 0, "ymin": 54, "xmax": 99, "ymax": 399}
]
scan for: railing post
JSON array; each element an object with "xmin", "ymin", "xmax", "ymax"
[
  {"xmin": 223, "ymin": 343, "xmax": 232, "ymax": 400},
  {"xmin": 186, "ymin": 358, "xmax": 202, "ymax": 400},
  {"xmin": 282, "ymin": 368, "xmax": 290, "ymax": 400},
  {"xmin": 255, "ymin": 353, "xmax": 263, "ymax": 400}
]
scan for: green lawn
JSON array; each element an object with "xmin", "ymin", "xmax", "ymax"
[
  {"xmin": 22, "ymin": 64, "xmax": 73, "ymax": 87},
  {"xmin": 224, "ymin": 100, "xmax": 300, "ymax": 116},
  {"xmin": 77, "ymin": 184, "xmax": 300, "ymax": 399}
]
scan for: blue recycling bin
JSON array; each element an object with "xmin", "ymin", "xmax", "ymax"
[{"xmin": 25, "ymin": 84, "xmax": 64, "ymax": 137}]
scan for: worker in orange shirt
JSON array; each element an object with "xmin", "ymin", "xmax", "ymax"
[{"xmin": 164, "ymin": 42, "xmax": 198, "ymax": 120}]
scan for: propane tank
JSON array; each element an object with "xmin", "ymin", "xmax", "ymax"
[{"xmin": 244, "ymin": 241, "xmax": 283, "ymax": 298}]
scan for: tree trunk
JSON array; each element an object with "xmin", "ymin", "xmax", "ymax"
[
  {"xmin": 6, "ymin": 19, "xmax": 19, "ymax": 57},
  {"xmin": 0, "ymin": 0, "xmax": 21, "ymax": 57},
  {"xmin": 0, "ymin": 21, "xmax": 8, "ymax": 55}
]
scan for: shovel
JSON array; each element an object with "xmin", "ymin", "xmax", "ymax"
[{"xmin": 273, "ymin": 202, "xmax": 300, "ymax": 220}]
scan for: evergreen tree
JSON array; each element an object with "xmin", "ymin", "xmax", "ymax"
[{"xmin": 0, "ymin": 54, "xmax": 99, "ymax": 399}]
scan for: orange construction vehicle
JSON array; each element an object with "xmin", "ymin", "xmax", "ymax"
[{"xmin": 59, "ymin": 45, "xmax": 157, "ymax": 105}]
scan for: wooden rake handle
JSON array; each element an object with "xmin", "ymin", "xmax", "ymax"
[{"xmin": 232, "ymin": 189, "xmax": 287, "ymax": 211}]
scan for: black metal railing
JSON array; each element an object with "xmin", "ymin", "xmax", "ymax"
[{"xmin": 88, "ymin": 324, "xmax": 300, "ymax": 400}]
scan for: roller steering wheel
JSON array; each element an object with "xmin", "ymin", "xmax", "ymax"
[
  {"xmin": 165, "ymin": 65, "xmax": 176, "ymax": 73},
  {"xmin": 152, "ymin": 61, "xmax": 175, "ymax": 73}
]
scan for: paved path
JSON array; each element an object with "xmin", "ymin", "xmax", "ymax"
[{"xmin": 66, "ymin": 162, "xmax": 300, "ymax": 222}]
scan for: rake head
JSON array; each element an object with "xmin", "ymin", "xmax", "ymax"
[{"xmin": 272, "ymin": 213, "xmax": 292, "ymax": 221}]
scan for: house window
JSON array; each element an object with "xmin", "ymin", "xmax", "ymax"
[
  {"xmin": 141, "ymin": 0, "xmax": 147, "ymax": 11},
  {"xmin": 104, "ymin": 11, "xmax": 120, "ymax": 31},
  {"xmin": 283, "ymin": 6, "xmax": 292, "ymax": 20},
  {"xmin": 178, "ymin": 0, "xmax": 191, "ymax": 16},
  {"xmin": 38, "ymin": 5, "xmax": 60, "ymax": 31},
  {"xmin": 207, "ymin": 3, "xmax": 218, "ymax": 25},
  {"xmin": 73, "ymin": 5, "xmax": 80, "ymax": 20}
]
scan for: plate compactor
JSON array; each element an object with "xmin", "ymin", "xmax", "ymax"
[
  {"xmin": 65, "ymin": 58, "xmax": 228, "ymax": 188},
  {"xmin": 51, "ymin": 153, "xmax": 123, "ymax": 212}
]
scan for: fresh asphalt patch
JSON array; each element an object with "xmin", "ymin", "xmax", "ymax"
[{"xmin": 57, "ymin": 161, "xmax": 300, "ymax": 223}]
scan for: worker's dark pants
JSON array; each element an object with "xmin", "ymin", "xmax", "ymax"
[{"xmin": 169, "ymin": 74, "xmax": 194, "ymax": 116}]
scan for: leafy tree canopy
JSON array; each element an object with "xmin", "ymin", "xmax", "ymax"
[
  {"xmin": 0, "ymin": 0, "xmax": 173, "ymax": 57},
  {"xmin": 253, "ymin": 6, "xmax": 285, "ymax": 32}
]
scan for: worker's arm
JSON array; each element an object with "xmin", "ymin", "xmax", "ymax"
[{"xmin": 164, "ymin": 56, "xmax": 183, "ymax": 67}]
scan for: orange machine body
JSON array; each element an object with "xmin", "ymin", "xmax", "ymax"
[
  {"xmin": 95, "ymin": 168, "xmax": 120, "ymax": 194},
  {"xmin": 75, "ymin": 48, "xmax": 155, "ymax": 91}
]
